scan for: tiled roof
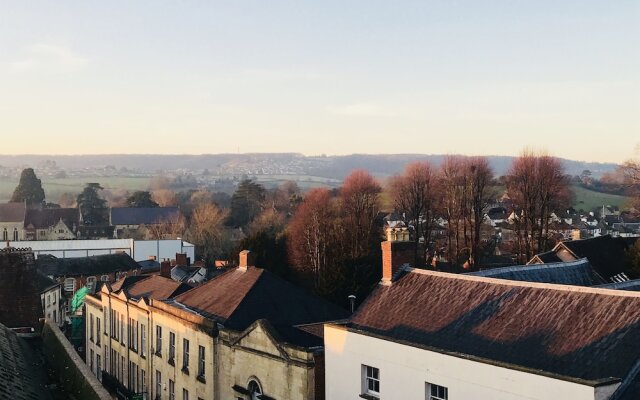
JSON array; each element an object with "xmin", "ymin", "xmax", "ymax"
[
  {"xmin": 0, "ymin": 203, "xmax": 26, "ymax": 223},
  {"xmin": 0, "ymin": 322, "xmax": 52, "ymax": 400},
  {"xmin": 24, "ymin": 208, "xmax": 79, "ymax": 230},
  {"xmin": 469, "ymin": 259, "xmax": 606, "ymax": 286},
  {"xmin": 123, "ymin": 275, "xmax": 191, "ymax": 300},
  {"xmin": 110, "ymin": 207, "xmax": 180, "ymax": 226},
  {"xmin": 173, "ymin": 267, "xmax": 348, "ymax": 346},
  {"xmin": 350, "ymin": 269, "xmax": 640, "ymax": 389},
  {"xmin": 36, "ymin": 253, "xmax": 139, "ymax": 277}
]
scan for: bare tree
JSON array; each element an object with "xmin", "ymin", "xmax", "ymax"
[
  {"xmin": 389, "ymin": 162, "xmax": 439, "ymax": 265},
  {"xmin": 340, "ymin": 170, "xmax": 382, "ymax": 259},
  {"xmin": 147, "ymin": 213, "xmax": 187, "ymax": 239},
  {"xmin": 507, "ymin": 150, "xmax": 569, "ymax": 263},
  {"xmin": 467, "ymin": 157, "xmax": 493, "ymax": 267},
  {"xmin": 187, "ymin": 203, "xmax": 230, "ymax": 262}
]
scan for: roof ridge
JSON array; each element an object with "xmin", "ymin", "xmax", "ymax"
[{"xmin": 406, "ymin": 268, "xmax": 640, "ymax": 298}]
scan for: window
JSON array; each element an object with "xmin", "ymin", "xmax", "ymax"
[
  {"xmin": 142, "ymin": 369, "xmax": 147, "ymax": 395},
  {"xmin": 182, "ymin": 389, "xmax": 189, "ymax": 400},
  {"xmin": 103, "ymin": 308, "xmax": 108, "ymax": 334},
  {"xmin": 86, "ymin": 276, "xmax": 97, "ymax": 291},
  {"xmin": 2, "ymin": 228, "xmax": 7, "ymax": 241},
  {"xmin": 141, "ymin": 324, "xmax": 147, "ymax": 356},
  {"xmin": 155, "ymin": 325, "xmax": 162, "ymax": 356},
  {"xmin": 64, "ymin": 278, "xmax": 76, "ymax": 292},
  {"xmin": 120, "ymin": 314, "xmax": 125, "ymax": 344},
  {"xmin": 169, "ymin": 379, "xmax": 175, "ymax": 400},
  {"xmin": 96, "ymin": 354, "xmax": 102, "ymax": 381},
  {"xmin": 13, "ymin": 228, "xmax": 18, "ymax": 241},
  {"xmin": 248, "ymin": 380, "xmax": 262, "ymax": 400},
  {"xmin": 47, "ymin": 294, "xmax": 51, "ymax": 306},
  {"xmin": 52, "ymin": 292, "xmax": 56, "ymax": 304},
  {"xmin": 169, "ymin": 332, "xmax": 176, "ymax": 363},
  {"xmin": 90, "ymin": 349, "xmax": 94, "ymax": 373},
  {"xmin": 155, "ymin": 370, "xmax": 161, "ymax": 400},
  {"xmin": 426, "ymin": 383, "xmax": 448, "ymax": 400},
  {"xmin": 101, "ymin": 274, "xmax": 109, "ymax": 282},
  {"xmin": 197, "ymin": 345, "xmax": 205, "ymax": 379},
  {"xmin": 96, "ymin": 318, "xmax": 101, "ymax": 346},
  {"xmin": 182, "ymin": 339, "xmax": 190, "ymax": 370},
  {"xmin": 90, "ymin": 314, "xmax": 94, "ymax": 342},
  {"xmin": 362, "ymin": 365, "xmax": 380, "ymax": 397}
]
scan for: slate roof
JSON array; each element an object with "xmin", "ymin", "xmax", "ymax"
[
  {"xmin": 597, "ymin": 280, "xmax": 640, "ymax": 292},
  {"xmin": 529, "ymin": 250, "xmax": 562, "ymax": 264},
  {"xmin": 172, "ymin": 267, "xmax": 349, "ymax": 346},
  {"xmin": 0, "ymin": 323, "xmax": 53, "ymax": 400},
  {"xmin": 0, "ymin": 203, "xmax": 26, "ymax": 223},
  {"xmin": 469, "ymin": 259, "xmax": 606, "ymax": 286},
  {"xmin": 559, "ymin": 235, "xmax": 636, "ymax": 281},
  {"xmin": 349, "ymin": 269, "xmax": 640, "ymax": 391},
  {"xmin": 110, "ymin": 207, "xmax": 180, "ymax": 226},
  {"xmin": 122, "ymin": 275, "xmax": 191, "ymax": 300},
  {"xmin": 24, "ymin": 208, "xmax": 79, "ymax": 230},
  {"xmin": 36, "ymin": 253, "xmax": 139, "ymax": 277}
]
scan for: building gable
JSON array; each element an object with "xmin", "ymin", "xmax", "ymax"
[{"xmin": 230, "ymin": 320, "xmax": 290, "ymax": 362}]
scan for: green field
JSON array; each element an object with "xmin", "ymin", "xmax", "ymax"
[
  {"xmin": 0, "ymin": 176, "xmax": 152, "ymax": 203},
  {"xmin": 571, "ymin": 185, "xmax": 631, "ymax": 211}
]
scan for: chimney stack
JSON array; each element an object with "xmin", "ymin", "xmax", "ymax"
[
  {"xmin": 381, "ymin": 240, "xmax": 415, "ymax": 285},
  {"xmin": 238, "ymin": 250, "xmax": 254, "ymax": 271},
  {"xmin": 176, "ymin": 253, "xmax": 189, "ymax": 266},
  {"xmin": 160, "ymin": 260, "xmax": 172, "ymax": 278}
]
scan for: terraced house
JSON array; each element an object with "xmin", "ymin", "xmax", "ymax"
[{"xmin": 86, "ymin": 250, "xmax": 348, "ymax": 400}]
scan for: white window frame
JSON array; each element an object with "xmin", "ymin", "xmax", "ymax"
[
  {"xmin": 362, "ymin": 365, "xmax": 380, "ymax": 397},
  {"xmin": 64, "ymin": 277, "xmax": 76, "ymax": 292},
  {"xmin": 426, "ymin": 382, "xmax": 448, "ymax": 400}
]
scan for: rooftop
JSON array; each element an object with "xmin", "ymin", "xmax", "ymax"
[
  {"xmin": 0, "ymin": 203, "xmax": 26, "ymax": 223},
  {"xmin": 349, "ymin": 268, "xmax": 640, "ymax": 389},
  {"xmin": 110, "ymin": 207, "xmax": 180, "ymax": 226},
  {"xmin": 36, "ymin": 253, "xmax": 139, "ymax": 277},
  {"xmin": 172, "ymin": 266, "xmax": 349, "ymax": 346}
]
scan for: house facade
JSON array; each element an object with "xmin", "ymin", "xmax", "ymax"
[
  {"xmin": 0, "ymin": 202, "xmax": 26, "ymax": 241},
  {"xmin": 24, "ymin": 208, "xmax": 79, "ymax": 241},
  {"xmin": 85, "ymin": 250, "xmax": 347, "ymax": 400},
  {"xmin": 324, "ymin": 238, "xmax": 640, "ymax": 400}
]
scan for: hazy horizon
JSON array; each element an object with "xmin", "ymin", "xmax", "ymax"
[{"xmin": 1, "ymin": 1, "xmax": 638, "ymax": 163}]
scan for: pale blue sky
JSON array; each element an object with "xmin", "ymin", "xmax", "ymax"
[{"xmin": 0, "ymin": 1, "xmax": 638, "ymax": 162}]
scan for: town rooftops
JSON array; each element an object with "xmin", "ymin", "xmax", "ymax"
[
  {"xmin": 0, "ymin": 322, "xmax": 52, "ymax": 400},
  {"xmin": 469, "ymin": 258, "xmax": 607, "ymax": 286},
  {"xmin": 24, "ymin": 208, "xmax": 79, "ymax": 230},
  {"xmin": 0, "ymin": 202, "xmax": 26, "ymax": 223},
  {"xmin": 171, "ymin": 266, "xmax": 349, "ymax": 346},
  {"xmin": 36, "ymin": 253, "xmax": 139, "ymax": 277},
  {"xmin": 347, "ymin": 268, "xmax": 640, "ymax": 392},
  {"xmin": 110, "ymin": 207, "xmax": 180, "ymax": 226}
]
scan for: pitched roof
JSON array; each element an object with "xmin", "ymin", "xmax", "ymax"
[
  {"xmin": 172, "ymin": 267, "xmax": 348, "ymax": 346},
  {"xmin": 0, "ymin": 203, "xmax": 26, "ymax": 223},
  {"xmin": 349, "ymin": 269, "xmax": 640, "ymax": 389},
  {"xmin": 597, "ymin": 280, "xmax": 640, "ymax": 292},
  {"xmin": 36, "ymin": 253, "xmax": 139, "ymax": 277},
  {"xmin": 24, "ymin": 208, "xmax": 79, "ymax": 230},
  {"xmin": 558, "ymin": 235, "xmax": 636, "ymax": 281},
  {"xmin": 122, "ymin": 275, "xmax": 191, "ymax": 300},
  {"xmin": 469, "ymin": 259, "xmax": 606, "ymax": 286},
  {"xmin": 529, "ymin": 250, "xmax": 562, "ymax": 264},
  {"xmin": 110, "ymin": 207, "xmax": 180, "ymax": 225},
  {"xmin": 0, "ymin": 322, "xmax": 53, "ymax": 400}
]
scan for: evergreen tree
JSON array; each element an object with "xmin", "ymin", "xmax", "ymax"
[
  {"xmin": 126, "ymin": 191, "xmax": 159, "ymax": 208},
  {"xmin": 229, "ymin": 179, "xmax": 265, "ymax": 227},
  {"xmin": 10, "ymin": 168, "xmax": 45, "ymax": 206},
  {"xmin": 77, "ymin": 183, "xmax": 108, "ymax": 225}
]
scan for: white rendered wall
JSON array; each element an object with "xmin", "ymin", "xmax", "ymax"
[
  {"xmin": 324, "ymin": 325, "xmax": 614, "ymax": 400},
  {"xmin": 7, "ymin": 239, "xmax": 195, "ymax": 262}
]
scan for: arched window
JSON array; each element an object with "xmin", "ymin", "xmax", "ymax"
[
  {"xmin": 248, "ymin": 379, "xmax": 262, "ymax": 400},
  {"xmin": 13, "ymin": 228, "xmax": 18, "ymax": 241},
  {"xmin": 86, "ymin": 276, "xmax": 97, "ymax": 291},
  {"xmin": 2, "ymin": 228, "xmax": 7, "ymax": 241}
]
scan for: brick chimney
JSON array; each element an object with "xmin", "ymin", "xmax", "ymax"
[
  {"xmin": 238, "ymin": 250, "xmax": 254, "ymax": 271},
  {"xmin": 160, "ymin": 260, "xmax": 172, "ymax": 278},
  {"xmin": 176, "ymin": 253, "xmax": 189, "ymax": 266},
  {"xmin": 381, "ymin": 240, "xmax": 415, "ymax": 285}
]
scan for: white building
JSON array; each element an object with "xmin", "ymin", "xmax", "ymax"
[
  {"xmin": 324, "ymin": 240, "xmax": 640, "ymax": 400},
  {"xmin": 5, "ymin": 238, "xmax": 195, "ymax": 262}
]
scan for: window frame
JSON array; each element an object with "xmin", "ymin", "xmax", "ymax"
[
  {"xmin": 362, "ymin": 365, "xmax": 380, "ymax": 397},
  {"xmin": 426, "ymin": 382, "xmax": 448, "ymax": 400}
]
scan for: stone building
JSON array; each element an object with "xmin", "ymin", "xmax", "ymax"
[
  {"xmin": 85, "ymin": 250, "xmax": 348, "ymax": 400},
  {"xmin": 0, "ymin": 202, "xmax": 26, "ymax": 241}
]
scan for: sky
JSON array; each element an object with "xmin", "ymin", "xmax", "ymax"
[{"xmin": 0, "ymin": 1, "xmax": 638, "ymax": 163}]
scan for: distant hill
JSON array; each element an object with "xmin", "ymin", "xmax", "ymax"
[{"xmin": 0, "ymin": 153, "xmax": 619, "ymax": 179}]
